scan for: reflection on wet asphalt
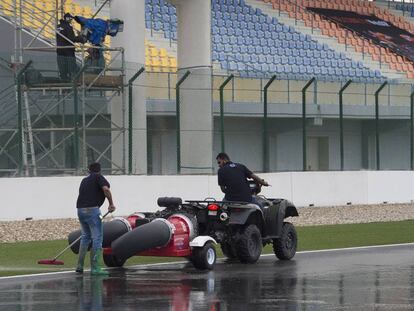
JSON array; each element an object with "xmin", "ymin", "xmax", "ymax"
[{"xmin": 1, "ymin": 244, "xmax": 414, "ymax": 310}]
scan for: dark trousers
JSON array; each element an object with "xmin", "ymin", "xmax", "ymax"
[{"xmin": 57, "ymin": 54, "xmax": 78, "ymax": 81}]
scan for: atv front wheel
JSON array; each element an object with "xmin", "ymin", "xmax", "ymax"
[
  {"xmin": 103, "ymin": 254, "xmax": 126, "ymax": 267},
  {"xmin": 273, "ymin": 222, "xmax": 297, "ymax": 260},
  {"xmin": 236, "ymin": 224, "xmax": 262, "ymax": 263},
  {"xmin": 191, "ymin": 242, "xmax": 216, "ymax": 270}
]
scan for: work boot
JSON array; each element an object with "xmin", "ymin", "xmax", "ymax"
[
  {"xmin": 76, "ymin": 244, "xmax": 88, "ymax": 274},
  {"xmin": 90, "ymin": 248, "xmax": 109, "ymax": 276}
]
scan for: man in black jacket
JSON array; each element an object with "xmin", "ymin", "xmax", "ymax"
[{"xmin": 56, "ymin": 13, "xmax": 81, "ymax": 81}]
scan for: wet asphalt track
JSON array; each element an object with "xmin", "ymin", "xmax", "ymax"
[{"xmin": 1, "ymin": 244, "xmax": 414, "ymax": 311}]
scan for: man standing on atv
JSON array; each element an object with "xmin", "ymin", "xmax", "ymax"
[{"xmin": 216, "ymin": 153, "xmax": 269, "ymax": 205}]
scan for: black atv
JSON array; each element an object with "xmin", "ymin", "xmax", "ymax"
[{"xmin": 182, "ymin": 182, "xmax": 299, "ymax": 263}]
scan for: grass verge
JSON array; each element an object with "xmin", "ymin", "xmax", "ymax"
[{"xmin": 1, "ymin": 220, "xmax": 414, "ymax": 277}]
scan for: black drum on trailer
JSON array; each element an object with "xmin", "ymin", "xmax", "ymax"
[{"xmin": 68, "ymin": 218, "xmax": 131, "ymax": 254}]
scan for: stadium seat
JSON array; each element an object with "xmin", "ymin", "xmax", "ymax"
[{"xmin": 143, "ymin": 0, "xmax": 384, "ymax": 80}]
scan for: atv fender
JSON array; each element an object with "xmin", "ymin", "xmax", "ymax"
[
  {"xmin": 190, "ymin": 236, "xmax": 217, "ymax": 247},
  {"xmin": 264, "ymin": 199, "xmax": 298, "ymax": 237},
  {"xmin": 228, "ymin": 204, "xmax": 264, "ymax": 226},
  {"xmin": 276, "ymin": 200, "xmax": 298, "ymax": 236}
]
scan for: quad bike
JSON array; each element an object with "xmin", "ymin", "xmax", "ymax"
[{"xmin": 68, "ymin": 183, "xmax": 298, "ymax": 270}]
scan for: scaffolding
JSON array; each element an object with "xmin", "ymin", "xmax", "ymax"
[{"xmin": 0, "ymin": 0, "xmax": 129, "ymax": 177}]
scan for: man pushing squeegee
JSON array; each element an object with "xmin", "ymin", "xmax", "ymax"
[{"xmin": 38, "ymin": 162, "xmax": 116, "ymax": 276}]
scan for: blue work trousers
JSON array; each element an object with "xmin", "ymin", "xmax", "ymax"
[{"xmin": 77, "ymin": 207, "xmax": 103, "ymax": 251}]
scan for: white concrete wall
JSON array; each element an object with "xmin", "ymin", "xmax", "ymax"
[{"xmin": 3, "ymin": 171, "xmax": 414, "ymax": 221}]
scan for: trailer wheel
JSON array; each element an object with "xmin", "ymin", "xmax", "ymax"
[
  {"xmin": 191, "ymin": 242, "xmax": 216, "ymax": 270},
  {"xmin": 103, "ymin": 254, "xmax": 126, "ymax": 267},
  {"xmin": 273, "ymin": 222, "xmax": 297, "ymax": 260},
  {"xmin": 236, "ymin": 224, "xmax": 262, "ymax": 263}
]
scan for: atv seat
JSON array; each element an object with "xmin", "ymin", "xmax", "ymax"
[{"xmin": 157, "ymin": 197, "xmax": 182, "ymax": 208}]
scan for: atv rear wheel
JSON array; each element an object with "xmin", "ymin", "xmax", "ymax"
[
  {"xmin": 273, "ymin": 222, "xmax": 297, "ymax": 260},
  {"xmin": 221, "ymin": 242, "xmax": 237, "ymax": 259},
  {"xmin": 103, "ymin": 254, "xmax": 126, "ymax": 267},
  {"xmin": 191, "ymin": 242, "xmax": 216, "ymax": 270},
  {"xmin": 236, "ymin": 224, "xmax": 262, "ymax": 263}
]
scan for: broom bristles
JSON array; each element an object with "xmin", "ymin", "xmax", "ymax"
[{"xmin": 37, "ymin": 259, "xmax": 65, "ymax": 265}]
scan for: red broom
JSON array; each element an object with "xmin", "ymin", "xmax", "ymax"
[{"xmin": 38, "ymin": 211, "xmax": 110, "ymax": 265}]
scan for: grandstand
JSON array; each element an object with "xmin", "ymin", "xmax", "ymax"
[{"xmin": 0, "ymin": 0, "xmax": 413, "ymax": 177}]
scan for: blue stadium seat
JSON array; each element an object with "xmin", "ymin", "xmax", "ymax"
[
  {"xmin": 243, "ymin": 54, "xmax": 251, "ymax": 63},
  {"xmin": 261, "ymin": 64, "xmax": 269, "ymax": 72},
  {"xmin": 229, "ymin": 62, "xmax": 237, "ymax": 71},
  {"xmin": 215, "ymin": 44, "xmax": 224, "ymax": 52},
  {"xmin": 284, "ymin": 65, "xmax": 292, "ymax": 73}
]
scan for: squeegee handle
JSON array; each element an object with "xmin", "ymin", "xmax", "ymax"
[{"xmin": 52, "ymin": 211, "xmax": 111, "ymax": 261}]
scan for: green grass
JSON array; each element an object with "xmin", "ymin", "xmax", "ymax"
[{"xmin": 2, "ymin": 220, "xmax": 414, "ymax": 277}]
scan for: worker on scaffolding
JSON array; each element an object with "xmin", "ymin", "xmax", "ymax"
[
  {"xmin": 72, "ymin": 15, "xmax": 124, "ymax": 74},
  {"xmin": 56, "ymin": 13, "xmax": 82, "ymax": 81}
]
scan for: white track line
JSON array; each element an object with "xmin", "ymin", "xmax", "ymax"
[{"xmin": 2, "ymin": 242, "xmax": 414, "ymax": 280}]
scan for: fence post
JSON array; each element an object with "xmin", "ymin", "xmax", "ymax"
[
  {"xmin": 219, "ymin": 74, "xmax": 234, "ymax": 153},
  {"xmin": 411, "ymin": 89, "xmax": 414, "ymax": 170},
  {"xmin": 302, "ymin": 77, "xmax": 316, "ymax": 171},
  {"xmin": 339, "ymin": 80, "xmax": 352, "ymax": 171},
  {"xmin": 72, "ymin": 64, "xmax": 88, "ymax": 174},
  {"xmin": 15, "ymin": 60, "xmax": 32, "ymax": 176},
  {"xmin": 374, "ymin": 81, "xmax": 388, "ymax": 171},
  {"xmin": 263, "ymin": 75, "xmax": 276, "ymax": 172},
  {"xmin": 176, "ymin": 70, "xmax": 191, "ymax": 174},
  {"xmin": 128, "ymin": 67, "xmax": 145, "ymax": 175}
]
